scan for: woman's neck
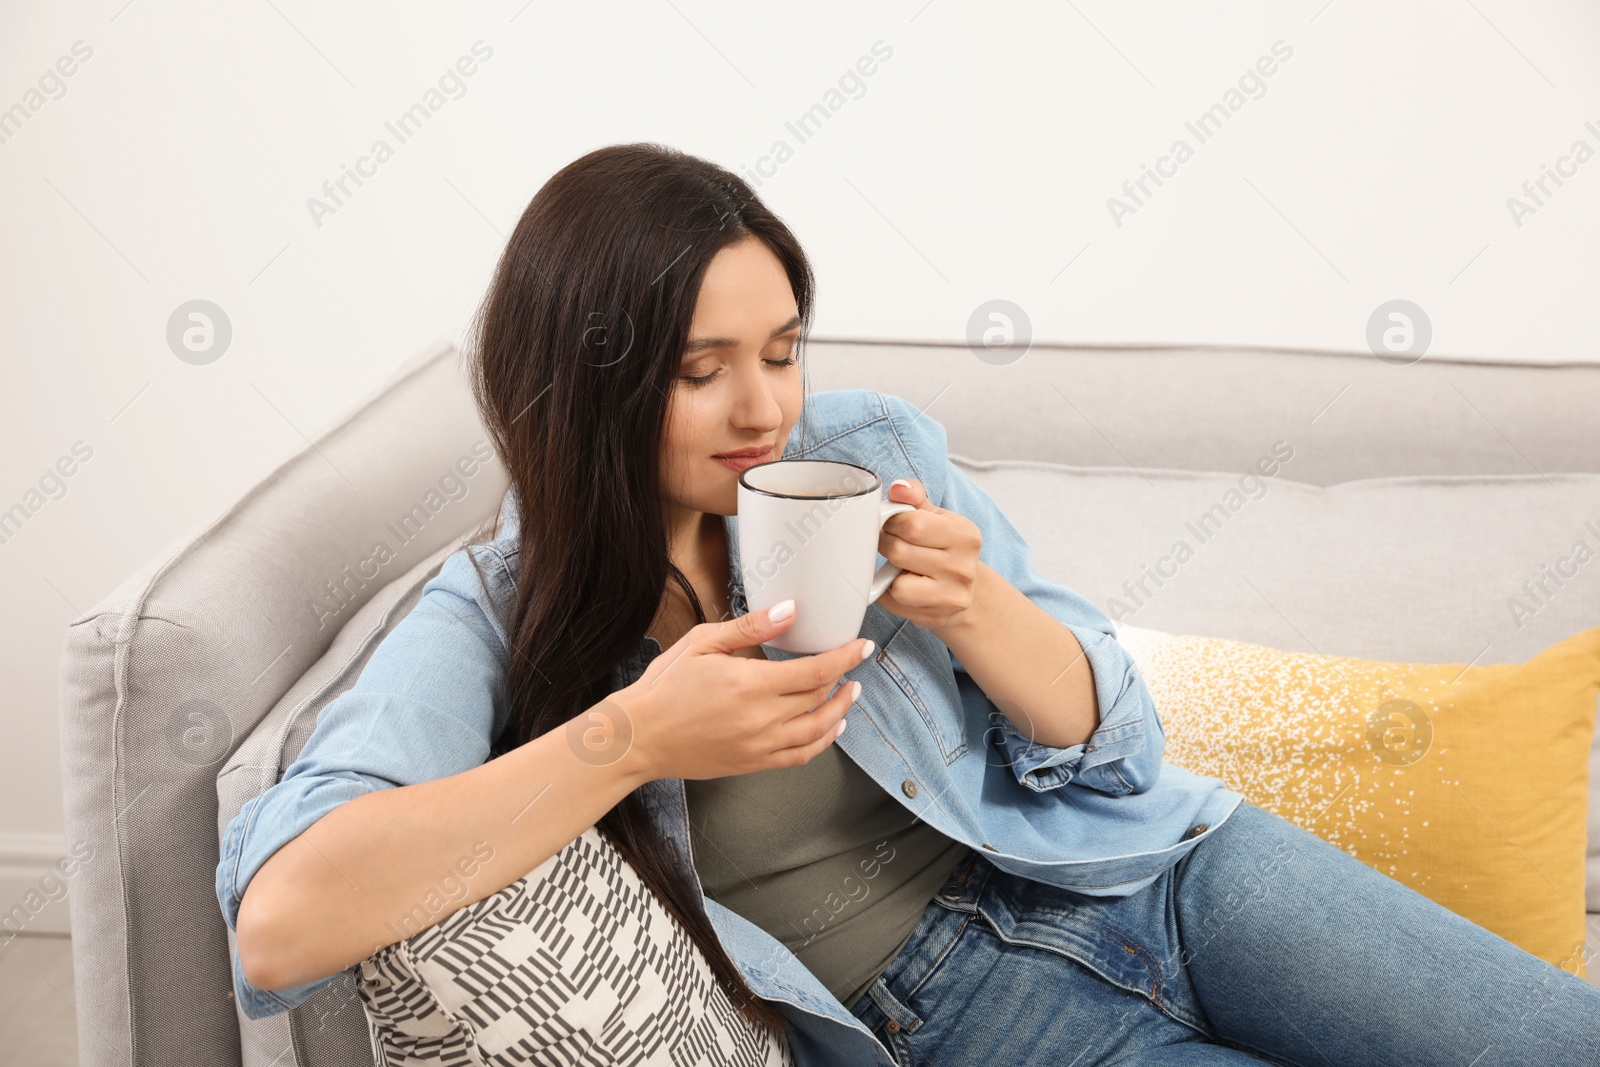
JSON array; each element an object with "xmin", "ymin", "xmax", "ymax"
[
  {"xmin": 650, "ymin": 511, "xmax": 734, "ymax": 644},
  {"xmin": 666, "ymin": 509, "xmax": 725, "ymax": 575}
]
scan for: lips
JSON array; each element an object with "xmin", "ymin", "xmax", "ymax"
[{"xmin": 712, "ymin": 445, "xmax": 774, "ymax": 473}]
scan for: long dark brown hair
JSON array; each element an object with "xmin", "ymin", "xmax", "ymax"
[{"xmin": 461, "ymin": 143, "xmax": 817, "ymax": 1037}]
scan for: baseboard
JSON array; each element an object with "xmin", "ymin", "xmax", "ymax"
[{"xmin": 0, "ymin": 832, "xmax": 75, "ymax": 938}]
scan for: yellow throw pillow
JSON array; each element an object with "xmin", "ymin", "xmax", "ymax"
[{"xmin": 1116, "ymin": 623, "xmax": 1600, "ymax": 979}]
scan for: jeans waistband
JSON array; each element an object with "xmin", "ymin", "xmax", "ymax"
[
  {"xmin": 850, "ymin": 843, "xmax": 1217, "ymax": 1049},
  {"xmin": 850, "ymin": 847, "xmax": 994, "ymax": 1046},
  {"xmin": 931, "ymin": 846, "xmax": 994, "ymax": 912}
]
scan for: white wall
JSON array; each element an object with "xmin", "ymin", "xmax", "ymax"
[{"xmin": 3, "ymin": 0, "xmax": 1598, "ymax": 930}]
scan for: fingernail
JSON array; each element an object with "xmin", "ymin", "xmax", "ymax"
[
  {"xmin": 850, "ymin": 680, "xmax": 862, "ymax": 701},
  {"xmin": 769, "ymin": 599, "xmax": 794, "ymax": 622},
  {"xmin": 891, "ymin": 479, "xmax": 912, "ymax": 491},
  {"xmin": 859, "ymin": 639, "xmax": 875, "ymax": 662},
  {"xmin": 836, "ymin": 717, "xmax": 848, "ymax": 736}
]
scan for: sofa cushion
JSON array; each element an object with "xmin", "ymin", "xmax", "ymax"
[
  {"xmin": 951, "ymin": 458, "xmax": 1600, "ymax": 920},
  {"xmin": 1115, "ymin": 621, "xmax": 1600, "ymax": 977}
]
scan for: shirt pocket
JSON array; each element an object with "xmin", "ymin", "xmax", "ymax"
[{"xmin": 873, "ymin": 615, "xmax": 968, "ymax": 766}]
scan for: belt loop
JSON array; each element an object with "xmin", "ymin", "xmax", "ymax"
[
  {"xmin": 945, "ymin": 847, "xmax": 992, "ymax": 905},
  {"xmin": 865, "ymin": 974, "xmax": 923, "ymax": 1035}
]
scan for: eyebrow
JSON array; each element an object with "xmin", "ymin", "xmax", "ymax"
[{"xmin": 684, "ymin": 313, "xmax": 803, "ymax": 355}]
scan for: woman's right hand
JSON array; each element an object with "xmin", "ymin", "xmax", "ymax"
[{"xmin": 612, "ymin": 600, "xmax": 873, "ymax": 783}]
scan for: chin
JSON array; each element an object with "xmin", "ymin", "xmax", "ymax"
[{"xmin": 687, "ymin": 487, "xmax": 738, "ymax": 518}]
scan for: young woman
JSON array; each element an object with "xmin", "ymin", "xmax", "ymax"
[{"xmin": 220, "ymin": 143, "xmax": 1600, "ymax": 1066}]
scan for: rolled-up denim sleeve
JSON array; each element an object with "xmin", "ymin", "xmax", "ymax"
[
  {"xmin": 882, "ymin": 391, "xmax": 1166, "ymax": 797},
  {"xmin": 219, "ymin": 781, "xmax": 378, "ymax": 1018},
  {"xmin": 215, "ymin": 543, "xmax": 512, "ymax": 1019}
]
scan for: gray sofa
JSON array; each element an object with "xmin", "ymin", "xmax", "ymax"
[{"xmin": 59, "ymin": 338, "xmax": 1600, "ymax": 1066}]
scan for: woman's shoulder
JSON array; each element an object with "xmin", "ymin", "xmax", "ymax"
[
  {"xmin": 800, "ymin": 389, "xmax": 947, "ymax": 450},
  {"xmin": 804, "ymin": 387, "xmax": 902, "ymax": 427},
  {"xmin": 795, "ymin": 389, "xmax": 951, "ymax": 478},
  {"xmin": 416, "ymin": 487, "xmax": 523, "ymax": 650}
]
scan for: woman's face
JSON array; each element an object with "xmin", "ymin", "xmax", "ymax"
[{"xmin": 661, "ymin": 236, "xmax": 804, "ymax": 527}]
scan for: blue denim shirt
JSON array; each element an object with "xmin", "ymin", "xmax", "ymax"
[{"xmin": 216, "ymin": 388, "xmax": 1244, "ymax": 1064}]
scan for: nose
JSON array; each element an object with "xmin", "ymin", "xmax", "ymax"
[{"xmin": 730, "ymin": 365, "xmax": 784, "ymax": 432}]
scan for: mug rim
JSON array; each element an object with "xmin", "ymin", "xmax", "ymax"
[{"xmin": 737, "ymin": 458, "xmax": 882, "ymax": 501}]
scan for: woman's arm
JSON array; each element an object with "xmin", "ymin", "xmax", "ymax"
[
  {"xmin": 931, "ymin": 560, "xmax": 1100, "ymax": 749},
  {"xmin": 236, "ymin": 717, "xmax": 651, "ymax": 994},
  {"xmin": 218, "ymin": 542, "xmax": 650, "ymax": 1016},
  {"xmin": 877, "ymin": 390, "xmax": 1166, "ymax": 797}
]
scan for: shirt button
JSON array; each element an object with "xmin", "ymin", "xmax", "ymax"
[
  {"xmin": 1183, "ymin": 823, "xmax": 1208, "ymax": 840},
  {"xmin": 901, "ymin": 779, "xmax": 918, "ymax": 798}
]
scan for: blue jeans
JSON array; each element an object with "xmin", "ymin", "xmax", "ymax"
[{"xmin": 848, "ymin": 800, "xmax": 1600, "ymax": 1066}]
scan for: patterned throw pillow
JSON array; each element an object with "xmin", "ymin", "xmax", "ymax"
[{"xmin": 355, "ymin": 824, "xmax": 796, "ymax": 1066}]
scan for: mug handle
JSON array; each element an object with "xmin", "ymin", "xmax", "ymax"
[{"xmin": 868, "ymin": 500, "xmax": 919, "ymax": 603}]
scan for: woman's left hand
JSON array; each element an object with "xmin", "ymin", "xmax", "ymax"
[{"xmin": 876, "ymin": 478, "xmax": 983, "ymax": 630}]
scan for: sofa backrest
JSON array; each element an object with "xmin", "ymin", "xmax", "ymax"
[{"xmin": 801, "ymin": 341, "xmax": 1600, "ymax": 484}]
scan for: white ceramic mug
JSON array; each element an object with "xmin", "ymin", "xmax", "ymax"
[{"xmin": 736, "ymin": 459, "xmax": 917, "ymax": 654}]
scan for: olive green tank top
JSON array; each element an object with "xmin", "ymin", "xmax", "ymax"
[{"xmin": 684, "ymin": 739, "xmax": 971, "ymax": 1011}]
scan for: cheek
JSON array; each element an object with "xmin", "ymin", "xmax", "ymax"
[
  {"xmin": 661, "ymin": 393, "xmax": 721, "ymax": 484},
  {"xmin": 660, "ymin": 400, "xmax": 696, "ymax": 480},
  {"xmin": 779, "ymin": 385, "xmax": 804, "ymax": 444},
  {"xmin": 663, "ymin": 406, "xmax": 689, "ymax": 451}
]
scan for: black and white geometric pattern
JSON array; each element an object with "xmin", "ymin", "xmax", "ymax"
[{"xmin": 355, "ymin": 824, "xmax": 796, "ymax": 1066}]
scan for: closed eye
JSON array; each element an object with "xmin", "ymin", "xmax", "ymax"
[{"xmin": 681, "ymin": 351, "xmax": 798, "ymax": 388}]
